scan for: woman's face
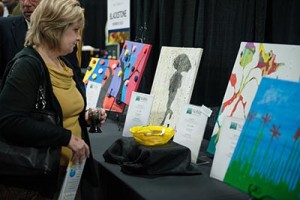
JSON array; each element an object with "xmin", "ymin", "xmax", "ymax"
[{"xmin": 60, "ymin": 21, "xmax": 82, "ymax": 56}]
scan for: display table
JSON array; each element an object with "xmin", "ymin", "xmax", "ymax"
[{"xmin": 89, "ymin": 119, "xmax": 250, "ymax": 200}]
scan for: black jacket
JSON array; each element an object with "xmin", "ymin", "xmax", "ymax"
[
  {"xmin": 0, "ymin": 16, "xmax": 26, "ymax": 81},
  {"xmin": 0, "ymin": 46, "xmax": 98, "ymax": 196},
  {"xmin": 0, "ymin": 16, "xmax": 80, "ymax": 83}
]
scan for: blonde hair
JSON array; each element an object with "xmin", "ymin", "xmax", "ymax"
[{"xmin": 25, "ymin": 0, "xmax": 84, "ymax": 51}]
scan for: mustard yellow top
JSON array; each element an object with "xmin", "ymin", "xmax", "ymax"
[{"xmin": 46, "ymin": 60, "xmax": 84, "ymax": 166}]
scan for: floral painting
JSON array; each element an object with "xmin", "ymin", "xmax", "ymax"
[
  {"xmin": 208, "ymin": 42, "xmax": 300, "ymax": 154},
  {"xmin": 224, "ymin": 77, "xmax": 300, "ymax": 200}
]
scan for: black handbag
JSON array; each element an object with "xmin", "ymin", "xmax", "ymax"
[{"xmin": 0, "ymin": 55, "xmax": 60, "ymax": 177}]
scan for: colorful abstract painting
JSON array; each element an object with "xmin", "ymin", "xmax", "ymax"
[
  {"xmin": 83, "ymin": 57, "xmax": 125, "ymax": 112},
  {"xmin": 149, "ymin": 47, "xmax": 203, "ymax": 129},
  {"xmin": 224, "ymin": 77, "xmax": 300, "ymax": 200},
  {"xmin": 96, "ymin": 59, "xmax": 126, "ymax": 113},
  {"xmin": 83, "ymin": 57, "xmax": 109, "ymax": 84},
  {"xmin": 83, "ymin": 57, "xmax": 109, "ymax": 108},
  {"xmin": 106, "ymin": 40, "xmax": 152, "ymax": 107},
  {"xmin": 208, "ymin": 42, "xmax": 300, "ymax": 154}
]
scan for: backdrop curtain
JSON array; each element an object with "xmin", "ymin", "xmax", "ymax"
[
  {"xmin": 82, "ymin": 0, "xmax": 300, "ymax": 115},
  {"xmin": 130, "ymin": 0, "xmax": 267, "ymax": 107}
]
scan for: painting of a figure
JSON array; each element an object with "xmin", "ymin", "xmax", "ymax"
[
  {"xmin": 161, "ymin": 54, "xmax": 192, "ymax": 125},
  {"xmin": 149, "ymin": 47, "xmax": 203, "ymax": 129},
  {"xmin": 208, "ymin": 42, "xmax": 300, "ymax": 154}
]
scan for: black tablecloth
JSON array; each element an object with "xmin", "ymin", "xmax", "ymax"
[
  {"xmin": 103, "ymin": 137, "xmax": 202, "ymax": 176},
  {"xmin": 89, "ymin": 119, "xmax": 250, "ymax": 200}
]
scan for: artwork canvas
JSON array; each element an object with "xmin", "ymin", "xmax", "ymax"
[
  {"xmin": 83, "ymin": 57, "xmax": 109, "ymax": 108},
  {"xmin": 149, "ymin": 47, "xmax": 203, "ymax": 129},
  {"xmin": 208, "ymin": 42, "xmax": 300, "ymax": 154},
  {"xmin": 96, "ymin": 58, "xmax": 126, "ymax": 113},
  {"xmin": 224, "ymin": 77, "xmax": 300, "ymax": 200},
  {"xmin": 106, "ymin": 40, "xmax": 152, "ymax": 107},
  {"xmin": 83, "ymin": 57, "xmax": 108, "ymax": 85},
  {"xmin": 83, "ymin": 57, "xmax": 125, "ymax": 112}
]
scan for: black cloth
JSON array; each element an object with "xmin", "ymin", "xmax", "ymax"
[
  {"xmin": 103, "ymin": 137, "xmax": 202, "ymax": 176},
  {"xmin": 0, "ymin": 16, "xmax": 79, "ymax": 83},
  {"xmin": 0, "ymin": 46, "xmax": 98, "ymax": 197}
]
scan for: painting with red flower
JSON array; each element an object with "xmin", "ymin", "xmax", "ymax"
[
  {"xmin": 208, "ymin": 42, "xmax": 300, "ymax": 154},
  {"xmin": 224, "ymin": 77, "xmax": 300, "ymax": 200}
]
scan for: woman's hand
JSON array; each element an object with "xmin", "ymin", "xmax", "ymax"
[
  {"xmin": 85, "ymin": 107, "xmax": 107, "ymax": 126},
  {"xmin": 67, "ymin": 135, "xmax": 90, "ymax": 164}
]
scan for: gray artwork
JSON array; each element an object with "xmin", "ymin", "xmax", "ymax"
[
  {"xmin": 161, "ymin": 54, "xmax": 192, "ymax": 125},
  {"xmin": 149, "ymin": 47, "xmax": 203, "ymax": 129}
]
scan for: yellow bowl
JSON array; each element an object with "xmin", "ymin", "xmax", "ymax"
[{"xmin": 130, "ymin": 125, "xmax": 175, "ymax": 146}]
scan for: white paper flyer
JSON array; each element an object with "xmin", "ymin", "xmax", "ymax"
[
  {"xmin": 173, "ymin": 104, "xmax": 212, "ymax": 163},
  {"xmin": 210, "ymin": 116, "xmax": 244, "ymax": 181},
  {"xmin": 122, "ymin": 92, "xmax": 154, "ymax": 137},
  {"xmin": 58, "ymin": 159, "xmax": 86, "ymax": 200},
  {"xmin": 86, "ymin": 81, "xmax": 102, "ymax": 109}
]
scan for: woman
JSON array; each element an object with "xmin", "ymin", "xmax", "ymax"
[{"xmin": 0, "ymin": 0, "xmax": 106, "ymax": 198}]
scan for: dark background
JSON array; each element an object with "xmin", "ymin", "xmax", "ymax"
[{"xmin": 80, "ymin": 0, "xmax": 300, "ymax": 138}]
